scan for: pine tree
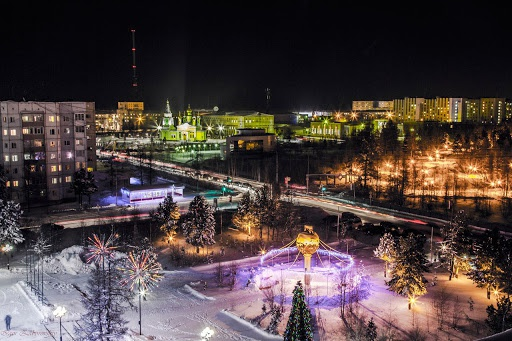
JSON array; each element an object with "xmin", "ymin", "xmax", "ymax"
[
  {"xmin": 438, "ymin": 210, "xmax": 474, "ymax": 280},
  {"xmin": 72, "ymin": 168, "xmax": 98, "ymax": 208},
  {"xmin": 467, "ymin": 227, "xmax": 504, "ymax": 299},
  {"xmin": 365, "ymin": 317, "xmax": 377, "ymax": 341},
  {"xmin": 75, "ymin": 260, "xmax": 133, "ymax": 340},
  {"xmin": 75, "ymin": 233, "xmax": 133, "ymax": 340},
  {"xmin": 150, "ymin": 194, "xmax": 180, "ymax": 240},
  {"xmin": 0, "ymin": 165, "xmax": 7, "ymax": 201},
  {"xmin": 485, "ymin": 295, "xmax": 512, "ymax": 334},
  {"xmin": 387, "ymin": 233, "xmax": 428, "ymax": 307},
  {"xmin": 283, "ymin": 280, "xmax": 314, "ymax": 341},
  {"xmin": 181, "ymin": 195, "xmax": 216, "ymax": 253},
  {"xmin": 266, "ymin": 305, "xmax": 283, "ymax": 335},
  {"xmin": 0, "ymin": 199, "xmax": 24, "ymax": 245},
  {"xmin": 254, "ymin": 184, "xmax": 278, "ymax": 239}
]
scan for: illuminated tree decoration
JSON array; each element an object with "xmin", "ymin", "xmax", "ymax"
[
  {"xmin": 120, "ymin": 250, "xmax": 163, "ymax": 292},
  {"xmin": 86, "ymin": 233, "xmax": 118, "ymax": 265},
  {"xmin": 283, "ymin": 280, "xmax": 314, "ymax": 341}
]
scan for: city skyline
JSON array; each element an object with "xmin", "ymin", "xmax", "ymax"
[{"xmin": 1, "ymin": 2, "xmax": 511, "ymax": 112}]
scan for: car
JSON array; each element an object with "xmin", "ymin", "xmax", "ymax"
[
  {"xmin": 360, "ymin": 222, "xmax": 386, "ymax": 235},
  {"xmin": 351, "ymin": 216, "xmax": 363, "ymax": 229}
]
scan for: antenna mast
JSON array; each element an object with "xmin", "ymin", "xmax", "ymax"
[{"xmin": 131, "ymin": 29, "xmax": 138, "ymax": 89}]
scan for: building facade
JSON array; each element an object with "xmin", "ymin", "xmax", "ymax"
[{"xmin": 0, "ymin": 101, "xmax": 96, "ymax": 205}]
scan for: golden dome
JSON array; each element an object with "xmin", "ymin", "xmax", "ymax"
[{"xmin": 296, "ymin": 225, "xmax": 320, "ymax": 256}]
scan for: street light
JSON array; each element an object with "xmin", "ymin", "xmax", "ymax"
[
  {"xmin": 408, "ymin": 296, "xmax": 416, "ymax": 310},
  {"xmin": 2, "ymin": 244, "xmax": 13, "ymax": 270},
  {"xmin": 53, "ymin": 305, "xmax": 67, "ymax": 341},
  {"xmin": 201, "ymin": 326, "xmax": 214, "ymax": 340}
]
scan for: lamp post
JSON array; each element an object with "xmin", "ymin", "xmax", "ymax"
[
  {"xmin": 53, "ymin": 305, "xmax": 67, "ymax": 341},
  {"xmin": 138, "ymin": 280, "xmax": 146, "ymax": 335},
  {"xmin": 201, "ymin": 326, "xmax": 214, "ymax": 340},
  {"xmin": 2, "ymin": 244, "xmax": 13, "ymax": 270}
]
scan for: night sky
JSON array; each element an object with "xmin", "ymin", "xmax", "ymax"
[{"xmin": 1, "ymin": 1, "xmax": 510, "ymax": 112}]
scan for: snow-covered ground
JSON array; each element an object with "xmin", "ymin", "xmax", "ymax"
[{"xmin": 0, "ymin": 241, "xmax": 498, "ymax": 340}]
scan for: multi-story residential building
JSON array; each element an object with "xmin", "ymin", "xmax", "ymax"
[
  {"xmin": 352, "ymin": 100, "xmax": 394, "ymax": 119},
  {"xmin": 118, "ymin": 101, "xmax": 144, "ymax": 131},
  {"xmin": 462, "ymin": 99, "xmax": 480, "ymax": 122},
  {"xmin": 0, "ymin": 101, "xmax": 96, "ymax": 206},
  {"xmin": 480, "ymin": 98, "xmax": 506, "ymax": 124},
  {"xmin": 393, "ymin": 98, "xmax": 424, "ymax": 122}
]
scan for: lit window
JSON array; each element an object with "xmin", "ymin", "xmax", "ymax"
[
  {"xmin": 50, "ymin": 153, "xmax": 56, "ymax": 159},
  {"xmin": 65, "ymin": 176, "xmax": 72, "ymax": 182},
  {"xmin": 5, "ymin": 181, "xmax": 10, "ymax": 187},
  {"xmin": 12, "ymin": 180, "xmax": 18, "ymax": 187},
  {"xmin": 51, "ymin": 165, "xmax": 57, "ymax": 172},
  {"xmin": 52, "ymin": 177, "xmax": 58, "ymax": 184},
  {"xmin": 4, "ymin": 155, "xmax": 8, "ymax": 162},
  {"xmin": 49, "ymin": 116, "xmax": 55, "ymax": 122},
  {"xmin": 12, "ymin": 155, "xmax": 18, "ymax": 162}
]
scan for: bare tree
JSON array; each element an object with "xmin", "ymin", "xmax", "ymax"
[
  {"xmin": 227, "ymin": 261, "xmax": 238, "ymax": 291},
  {"xmin": 431, "ymin": 286, "xmax": 451, "ymax": 330},
  {"xmin": 214, "ymin": 261, "xmax": 224, "ymax": 287},
  {"xmin": 451, "ymin": 295, "xmax": 463, "ymax": 329}
]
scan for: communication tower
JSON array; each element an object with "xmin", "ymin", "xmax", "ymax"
[{"xmin": 131, "ymin": 29, "xmax": 138, "ymax": 88}]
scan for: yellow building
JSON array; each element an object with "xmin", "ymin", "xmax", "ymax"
[
  {"xmin": 159, "ymin": 101, "xmax": 207, "ymax": 142},
  {"xmin": 201, "ymin": 111, "xmax": 274, "ymax": 138}
]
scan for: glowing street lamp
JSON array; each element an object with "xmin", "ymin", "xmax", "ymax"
[
  {"xmin": 201, "ymin": 326, "xmax": 214, "ymax": 340},
  {"xmin": 408, "ymin": 296, "xmax": 416, "ymax": 310},
  {"xmin": 53, "ymin": 305, "xmax": 67, "ymax": 341},
  {"xmin": 2, "ymin": 244, "xmax": 13, "ymax": 270}
]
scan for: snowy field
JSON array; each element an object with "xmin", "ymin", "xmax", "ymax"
[{"xmin": 0, "ymin": 242, "xmax": 500, "ymax": 341}]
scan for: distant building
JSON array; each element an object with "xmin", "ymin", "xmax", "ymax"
[
  {"xmin": 159, "ymin": 101, "xmax": 207, "ymax": 142},
  {"xmin": 0, "ymin": 100, "xmax": 96, "ymax": 205},
  {"xmin": 120, "ymin": 183, "xmax": 184, "ymax": 204},
  {"xmin": 225, "ymin": 128, "xmax": 276, "ymax": 157}
]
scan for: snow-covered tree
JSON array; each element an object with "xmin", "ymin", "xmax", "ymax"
[
  {"xmin": 365, "ymin": 317, "xmax": 378, "ymax": 341},
  {"xmin": 254, "ymin": 184, "xmax": 278, "ymax": 239},
  {"xmin": 0, "ymin": 199, "xmax": 24, "ymax": 245},
  {"xmin": 236, "ymin": 191, "xmax": 252, "ymax": 216},
  {"xmin": 374, "ymin": 232, "xmax": 397, "ymax": 278},
  {"xmin": 0, "ymin": 165, "xmax": 7, "ymax": 201},
  {"xmin": 132, "ymin": 237, "xmax": 158, "ymax": 264},
  {"xmin": 438, "ymin": 210, "xmax": 474, "ymax": 280},
  {"xmin": 75, "ymin": 259, "xmax": 133, "ymax": 340},
  {"xmin": 72, "ymin": 168, "xmax": 98, "ymax": 208},
  {"xmin": 387, "ymin": 233, "xmax": 429, "ymax": 308},
  {"xmin": 150, "ymin": 194, "xmax": 181, "ymax": 240},
  {"xmin": 467, "ymin": 227, "xmax": 504, "ymax": 299},
  {"xmin": 181, "ymin": 195, "xmax": 216, "ymax": 253},
  {"xmin": 266, "ymin": 305, "xmax": 283, "ymax": 335},
  {"xmin": 75, "ymin": 233, "xmax": 134, "ymax": 340},
  {"xmin": 283, "ymin": 280, "xmax": 314, "ymax": 341},
  {"xmin": 232, "ymin": 210, "xmax": 259, "ymax": 236},
  {"xmin": 485, "ymin": 295, "xmax": 512, "ymax": 334}
]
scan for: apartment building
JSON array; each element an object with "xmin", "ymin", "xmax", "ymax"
[{"xmin": 0, "ymin": 101, "xmax": 96, "ymax": 206}]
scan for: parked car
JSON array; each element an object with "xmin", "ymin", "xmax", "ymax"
[
  {"xmin": 351, "ymin": 216, "xmax": 363, "ymax": 229},
  {"xmin": 379, "ymin": 221, "xmax": 403, "ymax": 235}
]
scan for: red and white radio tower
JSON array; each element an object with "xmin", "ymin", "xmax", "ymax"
[{"xmin": 131, "ymin": 29, "xmax": 138, "ymax": 88}]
